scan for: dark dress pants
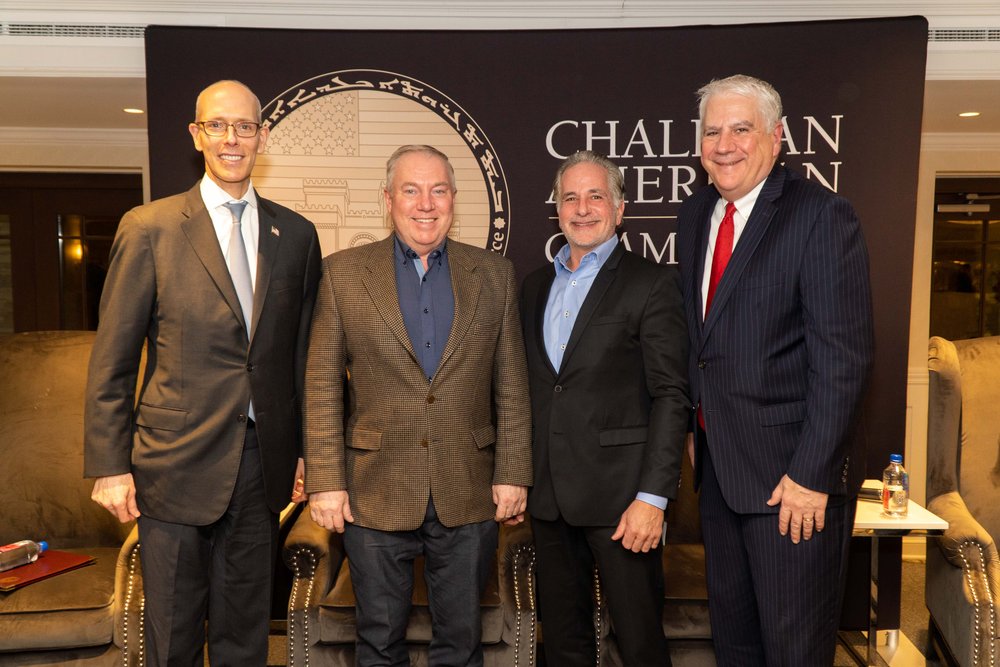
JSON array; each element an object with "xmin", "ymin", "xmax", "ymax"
[
  {"xmin": 699, "ymin": 443, "xmax": 855, "ymax": 667},
  {"xmin": 532, "ymin": 515, "xmax": 670, "ymax": 667},
  {"xmin": 138, "ymin": 425, "xmax": 277, "ymax": 667},
  {"xmin": 342, "ymin": 498, "xmax": 498, "ymax": 667}
]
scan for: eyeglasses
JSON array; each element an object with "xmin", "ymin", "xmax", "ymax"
[{"xmin": 195, "ymin": 120, "xmax": 261, "ymax": 138}]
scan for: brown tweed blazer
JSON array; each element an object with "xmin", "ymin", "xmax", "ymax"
[{"xmin": 303, "ymin": 235, "xmax": 532, "ymax": 531}]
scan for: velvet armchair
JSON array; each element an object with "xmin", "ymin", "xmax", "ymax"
[
  {"xmin": 0, "ymin": 331, "xmax": 144, "ymax": 666},
  {"xmin": 926, "ymin": 335, "xmax": 1000, "ymax": 666}
]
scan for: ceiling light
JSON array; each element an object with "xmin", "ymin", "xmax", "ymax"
[
  {"xmin": 123, "ymin": 108, "xmax": 144, "ymax": 114},
  {"xmin": 957, "ymin": 111, "xmax": 981, "ymax": 118}
]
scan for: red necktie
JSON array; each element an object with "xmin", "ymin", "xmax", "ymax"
[
  {"xmin": 705, "ymin": 201, "xmax": 735, "ymax": 316},
  {"xmin": 698, "ymin": 201, "xmax": 736, "ymax": 431}
]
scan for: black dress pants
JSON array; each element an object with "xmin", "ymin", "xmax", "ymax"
[
  {"xmin": 532, "ymin": 514, "xmax": 670, "ymax": 667},
  {"xmin": 138, "ymin": 426, "xmax": 277, "ymax": 667}
]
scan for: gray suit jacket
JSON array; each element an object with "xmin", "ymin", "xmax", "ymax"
[
  {"xmin": 84, "ymin": 183, "xmax": 322, "ymax": 524},
  {"xmin": 303, "ymin": 236, "xmax": 532, "ymax": 531}
]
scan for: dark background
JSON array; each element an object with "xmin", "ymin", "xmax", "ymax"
[{"xmin": 146, "ymin": 15, "xmax": 927, "ymax": 484}]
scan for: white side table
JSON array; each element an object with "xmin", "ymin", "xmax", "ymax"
[{"xmin": 843, "ymin": 483, "xmax": 948, "ymax": 666}]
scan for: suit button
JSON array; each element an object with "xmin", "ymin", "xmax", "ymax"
[
  {"xmin": 246, "ymin": 363, "xmax": 255, "ymax": 372},
  {"xmin": 698, "ymin": 361, "xmax": 707, "ymax": 369},
  {"xmin": 237, "ymin": 414, "xmax": 247, "ymax": 423},
  {"xmin": 421, "ymin": 438, "xmax": 428, "ymax": 448},
  {"xmin": 427, "ymin": 395, "xmax": 435, "ymax": 404},
  {"xmin": 554, "ymin": 385, "xmax": 563, "ymax": 393}
]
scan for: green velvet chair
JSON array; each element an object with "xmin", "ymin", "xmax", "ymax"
[
  {"xmin": 0, "ymin": 331, "xmax": 144, "ymax": 666},
  {"xmin": 926, "ymin": 335, "xmax": 1000, "ymax": 666}
]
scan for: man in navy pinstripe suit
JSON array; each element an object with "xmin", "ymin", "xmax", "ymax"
[{"xmin": 677, "ymin": 75, "xmax": 874, "ymax": 665}]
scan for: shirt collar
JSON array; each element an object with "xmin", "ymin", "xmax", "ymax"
[
  {"xmin": 554, "ymin": 233, "xmax": 619, "ymax": 274},
  {"xmin": 716, "ymin": 178, "xmax": 767, "ymax": 221},
  {"xmin": 199, "ymin": 174, "xmax": 259, "ymax": 211},
  {"xmin": 394, "ymin": 235, "xmax": 447, "ymax": 267}
]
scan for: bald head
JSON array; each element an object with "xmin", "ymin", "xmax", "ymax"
[{"xmin": 194, "ymin": 80, "xmax": 263, "ymax": 124}]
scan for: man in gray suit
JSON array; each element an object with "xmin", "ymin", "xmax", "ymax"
[
  {"xmin": 85, "ymin": 80, "xmax": 321, "ymax": 666},
  {"xmin": 677, "ymin": 74, "xmax": 874, "ymax": 665}
]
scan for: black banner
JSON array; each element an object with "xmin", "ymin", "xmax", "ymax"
[{"xmin": 146, "ymin": 17, "xmax": 927, "ymax": 477}]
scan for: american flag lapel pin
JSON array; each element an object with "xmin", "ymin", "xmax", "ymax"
[{"xmin": 271, "ymin": 226, "xmax": 280, "ymax": 237}]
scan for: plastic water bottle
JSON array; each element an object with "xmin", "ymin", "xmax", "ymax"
[
  {"xmin": 0, "ymin": 540, "xmax": 48, "ymax": 572},
  {"xmin": 881, "ymin": 454, "xmax": 909, "ymax": 518}
]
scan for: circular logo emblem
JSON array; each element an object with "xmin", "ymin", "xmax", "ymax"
[{"xmin": 256, "ymin": 70, "xmax": 511, "ymax": 256}]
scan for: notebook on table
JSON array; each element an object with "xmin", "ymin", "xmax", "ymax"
[{"xmin": 0, "ymin": 550, "xmax": 96, "ymax": 592}]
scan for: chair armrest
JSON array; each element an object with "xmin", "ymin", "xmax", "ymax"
[
  {"xmin": 283, "ymin": 509, "xmax": 346, "ymax": 608},
  {"xmin": 497, "ymin": 519, "xmax": 538, "ymax": 661},
  {"xmin": 113, "ymin": 524, "xmax": 143, "ymax": 662},
  {"xmin": 928, "ymin": 491, "xmax": 999, "ymax": 569},
  {"xmin": 926, "ymin": 491, "xmax": 1000, "ymax": 665},
  {"xmin": 283, "ymin": 510, "xmax": 348, "ymax": 666}
]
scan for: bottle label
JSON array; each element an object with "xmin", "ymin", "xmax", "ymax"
[{"xmin": 0, "ymin": 541, "xmax": 30, "ymax": 554}]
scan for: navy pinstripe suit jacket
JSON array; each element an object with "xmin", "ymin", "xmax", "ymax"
[{"xmin": 677, "ymin": 164, "xmax": 874, "ymax": 514}]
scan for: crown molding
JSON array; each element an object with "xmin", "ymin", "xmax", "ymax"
[
  {"xmin": 921, "ymin": 132, "xmax": 1000, "ymax": 151},
  {"xmin": 0, "ymin": 1, "xmax": 997, "ymax": 21},
  {"xmin": 0, "ymin": 126, "xmax": 147, "ymax": 146}
]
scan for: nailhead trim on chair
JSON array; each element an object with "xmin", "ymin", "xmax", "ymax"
[
  {"xmin": 123, "ymin": 543, "xmax": 145, "ymax": 667},
  {"xmin": 289, "ymin": 546, "xmax": 317, "ymax": 667},
  {"xmin": 959, "ymin": 540, "xmax": 997, "ymax": 666},
  {"xmin": 287, "ymin": 542, "xmax": 544, "ymax": 666},
  {"xmin": 512, "ymin": 544, "xmax": 537, "ymax": 667},
  {"xmin": 593, "ymin": 565, "xmax": 602, "ymax": 667}
]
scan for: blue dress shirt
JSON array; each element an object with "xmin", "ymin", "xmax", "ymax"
[{"xmin": 394, "ymin": 237, "xmax": 455, "ymax": 381}]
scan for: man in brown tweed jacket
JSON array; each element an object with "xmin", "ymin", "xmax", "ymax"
[{"xmin": 303, "ymin": 144, "xmax": 532, "ymax": 666}]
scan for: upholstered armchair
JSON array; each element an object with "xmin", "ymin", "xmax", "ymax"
[
  {"xmin": 283, "ymin": 513, "xmax": 538, "ymax": 666},
  {"xmin": 0, "ymin": 331, "xmax": 144, "ymax": 666},
  {"xmin": 926, "ymin": 335, "xmax": 1000, "ymax": 666}
]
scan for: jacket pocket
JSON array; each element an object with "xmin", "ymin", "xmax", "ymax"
[
  {"xmin": 135, "ymin": 403, "xmax": 187, "ymax": 432},
  {"xmin": 472, "ymin": 424, "xmax": 496, "ymax": 449},
  {"xmin": 758, "ymin": 401, "xmax": 806, "ymax": 427},
  {"xmin": 590, "ymin": 314, "xmax": 627, "ymax": 326},
  {"xmin": 347, "ymin": 428, "xmax": 382, "ymax": 451},
  {"xmin": 598, "ymin": 426, "xmax": 648, "ymax": 447}
]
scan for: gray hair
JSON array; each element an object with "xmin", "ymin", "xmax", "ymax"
[
  {"xmin": 553, "ymin": 150, "xmax": 625, "ymax": 210},
  {"xmin": 385, "ymin": 145, "xmax": 457, "ymax": 193},
  {"xmin": 194, "ymin": 80, "xmax": 262, "ymax": 123},
  {"xmin": 697, "ymin": 74, "xmax": 783, "ymax": 132}
]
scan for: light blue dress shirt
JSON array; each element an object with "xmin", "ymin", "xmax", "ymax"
[{"xmin": 542, "ymin": 235, "xmax": 667, "ymax": 511}]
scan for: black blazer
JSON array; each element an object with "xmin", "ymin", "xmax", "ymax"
[
  {"xmin": 677, "ymin": 164, "xmax": 874, "ymax": 512},
  {"xmin": 520, "ymin": 243, "xmax": 690, "ymax": 526}
]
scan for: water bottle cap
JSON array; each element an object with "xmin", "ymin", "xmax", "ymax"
[
  {"xmin": 889, "ymin": 454, "xmax": 903, "ymax": 463},
  {"xmin": 38, "ymin": 541, "xmax": 48, "ymax": 552}
]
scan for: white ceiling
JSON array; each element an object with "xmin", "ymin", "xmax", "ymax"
[{"xmin": 0, "ymin": 1, "xmax": 999, "ymax": 135}]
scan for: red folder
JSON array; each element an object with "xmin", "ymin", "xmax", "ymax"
[{"xmin": 0, "ymin": 550, "xmax": 96, "ymax": 592}]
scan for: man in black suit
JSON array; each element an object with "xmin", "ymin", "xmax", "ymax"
[
  {"xmin": 677, "ymin": 74, "xmax": 874, "ymax": 665},
  {"xmin": 85, "ymin": 80, "xmax": 321, "ymax": 666},
  {"xmin": 520, "ymin": 150, "xmax": 690, "ymax": 666}
]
